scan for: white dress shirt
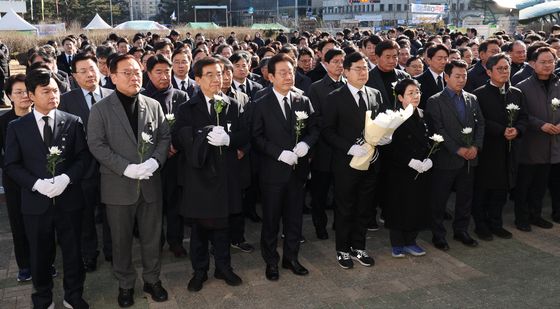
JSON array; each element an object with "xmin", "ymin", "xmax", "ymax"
[
  {"xmin": 347, "ymin": 83, "xmax": 367, "ymax": 108},
  {"xmin": 33, "ymin": 109, "xmax": 56, "ymax": 140},
  {"xmin": 81, "ymin": 87, "xmax": 102, "ymax": 109},
  {"xmin": 273, "ymin": 88, "xmax": 291, "ymax": 119}
]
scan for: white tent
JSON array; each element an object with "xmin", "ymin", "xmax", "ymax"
[
  {"xmin": 0, "ymin": 9, "xmax": 37, "ymax": 32},
  {"xmin": 114, "ymin": 21, "xmax": 169, "ymax": 31},
  {"xmin": 83, "ymin": 13, "xmax": 112, "ymax": 30}
]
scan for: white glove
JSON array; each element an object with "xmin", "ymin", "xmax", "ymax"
[
  {"xmin": 207, "ymin": 131, "xmax": 230, "ymax": 146},
  {"xmin": 422, "ymin": 158, "xmax": 433, "ymax": 172},
  {"xmin": 347, "ymin": 144, "xmax": 369, "ymax": 157},
  {"xmin": 408, "ymin": 159, "xmax": 424, "ymax": 173},
  {"xmin": 123, "ymin": 164, "xmax": 152, "ymax": 180},
  {"xmin": 49, "ymin": 174, "xmax": 70, "ymax": 198},
  {"xmin": 278, "ymin": 150, "xmax": 299, "ymax": 166},
  {"xmin": 293, "ymin": 142, "xmax": 310, "ymax": 157},
  {"xmin": 377, "ymin": 135, "xmax": 392, "ymax": 146},
  {"xmin": 212, "ymin": 125, "xmax": 225, "ymax": 133},
  {"xmin": 139, "ymin": 158, "xmax": 159, "ymax": 175},
  {"xmin": 33, "ymin": 179, "xmax": 57, "ymax": 197}
]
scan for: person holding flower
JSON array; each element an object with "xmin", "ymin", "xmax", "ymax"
[
  {"xmin": 472, "ymin": 53, "xmax": 528, "ymax": 240},
  {"xmin": 425, "ymin": 60, "xmax": 485, "ymax": 251},
  {"xmin": 4, "ymin": 69, "xmax": 90, "ymax": 309},
  {"xmin": 172, "ymin": 57, "xmax": 249, "ymax": 292},
  {"xmin": 381, "ymin": 78, "xmax": 433, "ymax": 257},
  {"xmin": 515, "ymin": 46, "xmax": 560, "ymax": 230}
]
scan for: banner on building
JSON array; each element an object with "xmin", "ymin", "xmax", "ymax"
[{"xmin": 410, "ymin": 4, "xmax": 446, "ymax": 14}]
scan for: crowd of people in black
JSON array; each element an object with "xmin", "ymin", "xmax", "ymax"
[{"xmin": 1, "ymin": 24, "xmax": 559, "ymax": 308}]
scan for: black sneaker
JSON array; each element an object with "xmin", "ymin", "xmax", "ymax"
[
  {"xmin": 231, "ymin": 242, "xmax": 254, "ymax": 253},
  {"xmin": 336, "ymin": 251, "xmax": 353, "ymax": 269},
  {"xmin": 350, "ymin": 248, "xmax": 375, "ymax": 267},
  {"xmin": 531, "ymin": 217, "xmax": 554, "ymax": 229}
]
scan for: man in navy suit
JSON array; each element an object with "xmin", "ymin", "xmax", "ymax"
[
  {"xmin": 5, "ymin": 68, "xmax": 90, "ymax": 309},
  {"xmin": 57, "ymin": 36, "xmax": 77, "ymax": 74},
  {"xmin": 415, "ymin": 44, "xmax": 449, "ymax": 110},
  {"xmin": 59, "ymin": 53, "xmax": 114, "ymax": 272},
  {"xmin": 171, "ymin": 49, "xmax": 197, "ymax": 97},
  {"xmin": 252, "ymin": 54, "xmax": 319, "ymax": 281}
]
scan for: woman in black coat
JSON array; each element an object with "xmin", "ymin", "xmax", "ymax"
[
  {"xmin": 381, "ymin": 78, "xmax": 433, "ymax": 258},
  {"xmin": 0, "ymin": 74, "xmax": 33, "ymax": 281}
]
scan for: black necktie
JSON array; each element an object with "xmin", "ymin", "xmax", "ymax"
[
  {"xmin": 89, "ymin": 92, "xmax": 96, "ymax": 106},
  {"xmin": 105, "ymin": 76, "xmax": 109, "ymax": 86},
  {"xmin": 68, "ymin": 55, "xmax": 72, "ymax": 64},
  {"xmin": 42, "ymin": 116, "xmax": 53, "ymax": 146},
  {"xmin": 437, "ymin": 76, "xmax": 444, "ymax": 91},
  {"xmin": 181, "ymin": 80, "xmax": 187, "ymax": 92},
  {"xmin": 239, "ymin": 84, "xmax": 246, "ymax": 94},
  {"xmin": 357, "ymin": 90, "xmax": 367, "ymax": 112},
  {"xmin": 283, "ymin": 97, "xmax": 292, "ymax": 123},
  {"xmin": 209, "ymin": 99, "xmax": 216, "ymax": 119}
]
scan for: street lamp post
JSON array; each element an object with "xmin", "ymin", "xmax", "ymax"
[{"xmin": 110, "ymin": 0, "xmax": 114, "ymax": 26}]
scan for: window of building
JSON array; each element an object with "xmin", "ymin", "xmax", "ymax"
[
  {"xmin": 460, "ymin": 3, "xmax": 465, "ymax": 10},
  {"xmin": 452, "ymin": 3, "xmax": 456, "ymax": 10},
  {"xmin": 380, "ymin": 4, "xmax": 384, "ymax": 11},
  {"xmin": 388, "ymin": 4, "xmax": 393, "ymax": 11},
  {"xmin": 397, "ymin": 4, "xmax": 401, "ymax": 11}
]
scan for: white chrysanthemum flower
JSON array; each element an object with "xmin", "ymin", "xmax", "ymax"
[
  {"xmin": 506, "ymin": 103, "xmax": 520, "ymax": 111},
  {"xmin": 429, "ymin": 134, "xmax": 444, "ymax": 143},
  {"xmin": 141, "ymin": 132, "xmax": 153, "ymax": 144},
  {"xmin": 48, "ymin": 146, "xmax": 62, "ymax": 156},
  {"xmin": 165, "ymin": 113, "xmax": 175, "ymax": 121},
  {"xmin": 295, "ymin": 111, "xmax": 309, "ymax": 120},
  {"xmin": 461, "ymin": 127, "xmax": 473, "ymax": 134}
]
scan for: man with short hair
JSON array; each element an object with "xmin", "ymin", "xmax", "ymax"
[
  {"xmin": 5, "ymin": 68, "xmax": 90, "ymax": 309},
  {"xmin": 465, "ymin": 39, "xmax": 502, "ymax": 92},
  {"xmin": 415, "ymin": 44, "xmax": 450, "ymax": 109},
  {"xmin": 59, "ymin": 53, "xmax": 114, "ymax": 272},
  {"xmin": 360, "ymin": 35, "xmax": 382, "ymax": 70},
  {"xmin": 87, "ymin": 54, "xmax": 170, "ymax": 307},
  {"xmin": 230, "ymin": 51, "xmax": 263, "ymax": 101},
  {"xmin": 425, "ymin": 60, "xmax": 485, "ymax": 251},
  {"xmin": 57, "ymin": 37, "xmax": 77, "ymax": 74},
  {"xmin": 509, "ymin": 41, "xmax": 527, "ymax": 77},
  {"xmin": 307, "ymin": 38, "xmax": 339, "ymax": 82},
  {"xmin": 171, "ymin": 49, "xmax": 197, "ymax": 97},
  {"xmin": 96, "ymin": 45, "xmax": 117, "ymax": 89}
]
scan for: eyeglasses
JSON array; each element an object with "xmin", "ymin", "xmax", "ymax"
[
  {"xmin": 275, "ymin": 70, "xmax": 294, "ymax": 78},
  {"xmin": 494, "ymin": 66, "xmax": 510, "ymax": 73},
  {"xmin": 537, "ymin": 60, "xmax": 556, "ymax": 66},
  {"xmin": 11, "ymin": 90, "xmax": 28, "ymax": 96},
  {"xmin": 349, "ymin": 66, "xmax": 369, "ymax": 73},
  {"xmin": 116, "ymin": 70, "xmax": 142, "ymax": 78}
]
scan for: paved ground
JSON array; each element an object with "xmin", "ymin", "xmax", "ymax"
[{"xmin": 1, "ymin": 193, "xmax": 560, "ymax": 309}]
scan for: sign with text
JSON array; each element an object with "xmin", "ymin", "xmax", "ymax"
[{"xmin": 410, "ymin": 3, "xmax": 445, "ymax": 14}]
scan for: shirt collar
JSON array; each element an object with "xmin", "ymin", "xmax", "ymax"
[
  {"xmin": 429, "ymin": 68, "xmax": 444, "ymax": 81},
  {"xmin": 489, "ymin": 81, "xmax": 506, "ymax": 94},
  {"xmin": 33, "ymin": 108, "xmax": 56, "ymax": 122},
  {"xmin": 445, "ymin": 87, "xmax": 463, "ymax": 99},
  {"xmin": 81, "ymin": 87, "xmax": 101, "ymax": 97},
  {"xmin": 233, "ymin": 79, "xmax": 246, "ymax": 89},
  {"xmin": 272, "ymin": 88, "xmax": 290, "ymax": 105},
  {"xmin": 347, "ymin": 83, "xmax": 366, "ymax": 97},
  {"xmin": 174, "ymin": 75, "xmax": 187, "ymax": 85}
]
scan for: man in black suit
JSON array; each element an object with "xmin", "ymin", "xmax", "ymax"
[
  {"xmin": 322, "ymin": 52, "xmax": 386, "ymax": 269},
  {"xmin": 171, "ymin": 49, "xmax": 197, "ymax": 97},
  {"xmin": 465, "ymin": 39, "xmax": 501, "ymax": 92},
  {"xmin": 307, "ymin": 38, "xmax": 339, "ymax": 82},
  {"xmin": 360, "ymin": 35, "xmax": 382, "ymax": 70},
  {"xmin": 59, "ymin": 53, "xmax": 114, "ymax": 273},
  {"xmin": 229, "ymin": 51, "xmax": 263, "ymax": 101},
  {"xmin": 252, "ymin": 53, "xmax": 319, "ymax": 281},
  {"xmin": 425, "ymin": 60, "xmax": 485, "ymax": 251},
  {"xmin": 415, "ymin": 44, "xmax": 449, "ymax": 110},
  {"xmin": 96, "ymin": 45, "xmax": 117, "ymax": 90},
  {"xmin": 308, "ymin": 48, "xmax": 346, "ymax": 240},
  {"xmin": 278, "ymin": 45, "xmax": 313, "ymax": 94},
  {"xmin": 366, "ymin": 40, "xmax": 411, "ymax": 110},
  {"xmin": 57, "ymin": 36, "xmax": 77, "ymax": 74},
  {"xmin": 5, "ymin": 68, "xmax": 90, "ymax": 309},
  {"xmin": 472, "ymin": 53, "xmax": 528, "ymax": 241},
  {"xmin": 141, "ymin": 54, "xmax": 190, "ymax": 258},
  {"xmin": 173, "ymin": 57, "xmax": 247, "ymax": 291}
]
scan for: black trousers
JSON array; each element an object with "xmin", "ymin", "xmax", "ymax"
[
  {"xmin": 333, "ymin": 166, "xmax": 378, "ymax": 252},
  {"xmin": 242, "ymin": 175, "xmax": 259, "ymax": 216},
  {"xmin": 80, "ymin": 177, "xmax": 100, "ymax": 260},
  {"xmin": 548, "ymin": 163, "xmax": 560, "ymax": 220},
  {"xmin": 310, "ymin": 169, "xmax": 332, "ymax": 231},
  {"xmin": 430, "ymin": 166, "xmax": 474, "ymax": 240},
  {"xmin": 389, "ymin": 230, "xmax": 419, "ymax": 247},
  {"xmin": 2, "ymin": 172, "xmax": 30, "ymax": 270},
  {"xmin": 472, "ymin": 187, "xmax": 507, "ymax": 232},
  {"xmin": 260, "ymin": 175, "xmax": 304, "ymax": 265},
  {"xmin": 24, "ymin": 206, "xmax": 85, "ymax": 309},
  {"xmin": 514, "ymin": 164, "xmax": 550, "ymax": 226},
  {"xmin": 190, "ymin": 223, "xmax": 231, "ymax": 273},
  {"xmin": 164, "ymin": 186, "xmax": 184, "ymax": 247},
  {"xmin": 229, "ymin": 213, "xmax": 246, "ymax": 244}
]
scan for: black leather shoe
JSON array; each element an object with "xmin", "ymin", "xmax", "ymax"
[
  {"xmin": 83, "ymin": 258, "xmax": 97, "ymax": 272},
  {"xmin": 453, "ymin": 232, "xmax": 479, "ymax": 247},
  {"xmin": 187, "ymin": 272, "xmax": 208, "ymax": 292},
  {"xmin": 143, "ymin": 281, "xmax": 168, "ymax": 302},
  {"xmin": 491, "ymin": 228, "xmax": 512, "ymax": 239},
  {"xmin": 432, "ymin": 238, "xmax": 450, "ymax": 251},
  {"xmin": 553, "ymin": 216, "xmax": 560, "ymax": 224},
  {"xmin": 214, "ymin": 269, "xmax": 242, "ymax": 286},
  {"xmin": 169, "ymin": 244, "xmax": 188, "ymax": 258},
  {"xmin": 531, "ymin": 217, "xmax": 554, "ymax": 229},
  {"xmin": 281, "ymin": 259, "xmax": 309, "ymax": 276},
  {"xmin": 474, "ymin": 229, "xmax": 493, "ymax": 241},
  {"xmin": 516, "ymin": 224, "xmax": 531, "ymax": 232},
  {"xmin": 63, "ymin": 298, "xmax": 89, "ymax": 309},
  {"xmin": 316, "ymin": 228, "xmax": 329, "ymax": 240},
  {"xmin": 105, "ymin": 255, "xmax": 113, "ymax": 263},
  {"xmin": 265, "ymin": 264, "xmax": 279, "ymax": 281},
  {"xmin": 444, "ymin": 211, "xmax": 453, "ymax": 220},
  {"xmin": 117, "ymin": 288, "xmax": 134, "ymax": 308}
]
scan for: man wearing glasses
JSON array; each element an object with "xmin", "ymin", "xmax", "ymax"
[{"xmin": 87, "ymin": 54, "xmax": 170, "ymax": 308}]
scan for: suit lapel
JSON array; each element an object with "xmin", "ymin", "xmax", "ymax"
[
  {"xmin": 25, "ymin": 113, "xmax": 48, "ymax": 152},
  {"xmin": 372, "ymin": 69, "xmax": 390, "ymax": 105},
  {"xmin": 110, "ymin": 94, "xmax": 137, "ymax": 144},
  {"xmin": 269, "ymin": 92, "xmax": 291, "ymax": 133},
  {"xmin": 137, "ymin": 96, "xmax": 148, "ymax": 139},
  {"xmin": 441, "ymin": 91, "xmax": 464, "ymax": 125},
  {"xmin": 194, "ymin": 92, "xmax": 212, "ymax": 121}
]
